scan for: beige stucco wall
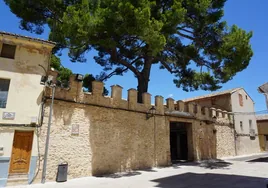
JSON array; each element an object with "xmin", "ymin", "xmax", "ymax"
[
  {"xmin": 0, "ymin": 36, "xmax": 53, "ymax": 163},
  {"xmin": 231, "ymin": 90, "xmax": 260, "ymax": 155},
  {"xmin": 0, "ymin": 37, "xmax": 53, "ymax": 125},
  {"xmin": 0, "ymin": 127, "xmax": 38, "ymax": 157}
]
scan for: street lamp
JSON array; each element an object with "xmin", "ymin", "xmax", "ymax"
[
  {"xmin": 38, "ymin": 64, "xmax": 57, "ymax": 184},
  {"xmin": 41, "ymin": 83, "xmax": 56, "ymax": 184},
  {"xmin": 146, "ymin": 106, "xmax": 156, "ymax": 119}
]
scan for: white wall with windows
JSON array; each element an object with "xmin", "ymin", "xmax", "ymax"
[
  {"xmin": 231, "ymin": 89, "xmax": 260, "ymax": 155},
  {"xmin": 0, "ymin": 35, "xmax": 54, "ymax": 125}
]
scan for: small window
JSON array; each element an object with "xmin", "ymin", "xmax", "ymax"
[
  {"xmin": 240, "ymin": 121, "xmax": 243, "ymax": 131},
  {"xmin": 249, "ymin": 119, "xmax": 252, "ymax": 130},
  {"xmin": 265, "ymin": 135, "xmax": 268, "ymax": 141},
  {"xmin": 239, "ymin": 94, "xmax": 243, "ymax": 107},
  {"xmin": 0, "ymin": 43, "xmax": 16, "ymax": 59},
  {"xmin": 246, "ymin": 95, "xmax": 248, "ymax": 100},
  {"xmin": 0, "ymin": 79, "xmax": 10, "ymax": 108}
]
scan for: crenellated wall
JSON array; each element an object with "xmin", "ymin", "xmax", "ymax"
[
  {"xmin": 45, "ymin": 73, "xmax": 234, "ymax": 125},
  {"xmin": 36, "ymin": 72, "xmax": 235, "ymax": 182}
]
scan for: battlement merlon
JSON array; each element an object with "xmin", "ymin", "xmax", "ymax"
[{"xmin": 44, "ymin": 72, "xmax": 233, "ymax": 124}]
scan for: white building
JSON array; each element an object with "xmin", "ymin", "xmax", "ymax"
[{"xmin": 0, "ymin": 31, "xmax": 55, "ymax": 186}]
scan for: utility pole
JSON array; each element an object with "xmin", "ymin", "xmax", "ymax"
[{"xmin": 41, "ymin": 84, "xmax": 56, "ymax": 184}]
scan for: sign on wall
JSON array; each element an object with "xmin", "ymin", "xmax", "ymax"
[
  {"xmin": 71, "ymin": 124, "xmax": 79, "ymax": 135},
  {"xmin": 2, "ymin": 112, "xmax": 15, "ymax": 120}
]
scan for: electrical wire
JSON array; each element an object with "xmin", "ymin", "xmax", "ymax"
[{"xmin": 232, "ymin": 109, "xmax": 268, "ymax": 115}]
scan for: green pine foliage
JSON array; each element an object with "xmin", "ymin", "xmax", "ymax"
[
  {"xmin": 50, "ymin": 54, "xmax": 72, "ymax": 87},
  {"xmin": 4, "ymin": 0, "xmax": 253, "ymax": 101},
  {"xmin": 83, "ymin": 74, "xmax": 109, "ymax": 96}
]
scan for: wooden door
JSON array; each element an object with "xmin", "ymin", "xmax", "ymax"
[
  {"xmin": 9, "ymin": 131, "xmax": 34, "ymax": 174},
  {"xmin": 265, "ymin": 135, "xmax": 268, "ymax": 151}
]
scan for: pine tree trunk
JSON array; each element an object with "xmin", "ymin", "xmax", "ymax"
[
  {"xmin": 137, "ymin": 77, "xmax": 149, "ymax": 103},
  {"xmin": 137, "ymin": 58, "xmax": 152, "ymax": 103}
]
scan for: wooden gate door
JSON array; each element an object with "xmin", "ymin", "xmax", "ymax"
[
  {"xmin": 265, "ymin": 135, "xmax": 268, "ymax": 151},
  {"xmin": 9, "ymin": 131, "xmax": 34, "ymax": 174}
]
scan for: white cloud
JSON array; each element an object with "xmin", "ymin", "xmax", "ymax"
[{"xmin": 168, "ymin": 94, "xmax": 173, "ymax": 98}]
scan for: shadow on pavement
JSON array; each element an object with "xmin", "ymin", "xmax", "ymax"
[
  {"xmin": 96, "ymin": 171, "xmax": 141, "ymax": 178},
  {"xmin": 247, "ymin": 157, "xmax": 268, "ymax": 163},
  {"xmin": 151, "ymin": 173, "xmax": 266, "ymax": 188},
  {"xmin": 172, "ymin": 159, "xmax": 232, "ymax": 169}
]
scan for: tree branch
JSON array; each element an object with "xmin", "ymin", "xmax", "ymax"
[
  {"xmin": 163, "ymin": 46, "xmax": 214, "ymax": 71},
  {"xmin": 100, "ymin": 56, "xmax": 142, "ymax": 81},
  {"xmin": 160, "ymin": 61, "xmax": 178, "ymax": 74},
  {"xmin": 100, "ymin": 67, "xmax": 128, "ymax": 81},
  {"xmin": 177, "ymin": 27, "xmax": 194, "ymax": 34},
  {"xmin": 177, "ymin": 31, "xmax": 195, "ymax": 40},
  {"xmin": 38, "ymin": 1, "xmax": 63, "ymax": 23},
  {"xmin": 106, "ymin": 48, "xmax": 141, "ymax": 76}
]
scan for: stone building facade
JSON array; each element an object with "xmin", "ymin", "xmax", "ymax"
[
  {"xmin": 183, "ymin": 88, "xmax": 260, "ymax": 156},
  {"xmin": 34, "ymin": 73, "xmax": 236, "ymax": 182}
]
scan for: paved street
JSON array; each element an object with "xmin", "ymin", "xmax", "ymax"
[{"xmin": 10, "ymin": 153, "xmax": 268, "ymax": 188}]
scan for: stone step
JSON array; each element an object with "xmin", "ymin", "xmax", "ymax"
[
  {"xmin": 6, "ymin": 174, "xmax": 28, "ymax": 187},
  {"xmin": 8, "ymin": 173, "xmax": 28, "ymax": 179}
]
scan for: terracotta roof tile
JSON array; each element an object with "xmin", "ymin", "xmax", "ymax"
[
  {"xmin": 0, "ymin": 31, "xmax": 56, "ymax": 46},
  {"xmin": 257, "ymin": 114, "xmax": 268, "ymax": 121},
  {"xmin": 182, "ymin": 88, "xmax": 243, "ymax": 102}
]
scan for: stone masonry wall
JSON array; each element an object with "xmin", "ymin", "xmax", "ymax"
[
  {"xmin": 38, "ymin": 100, "xmax": 170, "ymax": 180},
  {"xmin": 193, "ymin": 121, "xmax": 217, "ymax": 160},
  {"xmin": 215, "ymin": 124, "xmax": 236, "ymax": 158},
  {"xmin": 35, "ymin": 72, "xmax": 234, "ymax": 181},
  {"xmin": 36, "ymin": 102, "xmax": 92, "ymax": 181}
]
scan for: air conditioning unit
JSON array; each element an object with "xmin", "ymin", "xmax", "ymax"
[{"xmin": 249, "ymin": 129, "xmax": 255, "ymax": 137}]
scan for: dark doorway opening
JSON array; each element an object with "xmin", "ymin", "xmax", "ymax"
[{"xmin": 170, "ymin": 122, "xmax": 189, "ymax": 162}]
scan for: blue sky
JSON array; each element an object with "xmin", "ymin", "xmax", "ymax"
[{"xmin": 0, "ymin": 0, "xmax": 267, "ymax": 111}]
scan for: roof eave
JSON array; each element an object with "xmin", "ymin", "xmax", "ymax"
[{"xmin": 0, "ymin": 31, "xmax": 56, "ymax": 47}]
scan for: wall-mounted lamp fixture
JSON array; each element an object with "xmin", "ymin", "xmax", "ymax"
[
  {"xmin": 146, "ymin": 106, "xmax": 156, "ymax": 120},
  {"xmin": 40, "ymin": 76, "xmax": 48, "ymax": 85}
]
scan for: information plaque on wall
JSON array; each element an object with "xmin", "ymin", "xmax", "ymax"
[
  {"xmin": 71, "ymin": 124, "xmax": 79, "ymax": 135},
  {"xmin": 2, "ymin": 112, "xmax": 15, "ymax": 120}
]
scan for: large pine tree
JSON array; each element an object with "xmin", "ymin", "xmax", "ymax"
[{"xmin": 5, "ymin": 0, "xmax": 253, "ymax": 102}]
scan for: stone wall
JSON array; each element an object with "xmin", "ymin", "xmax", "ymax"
[
  {"xmin": 215, "ymin": 124, "xmax": 236, "ymax": 158},
  {"xmin": 35, "ymin": 73, "xmax": 234, "ymax": 181},
  {"xmin": 37, "ymin": 100, "xmax": 170, "ymax": 180},
  {"xmin": 193, "ymin": 121, "xmax": 217, "ymax": 160}
]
